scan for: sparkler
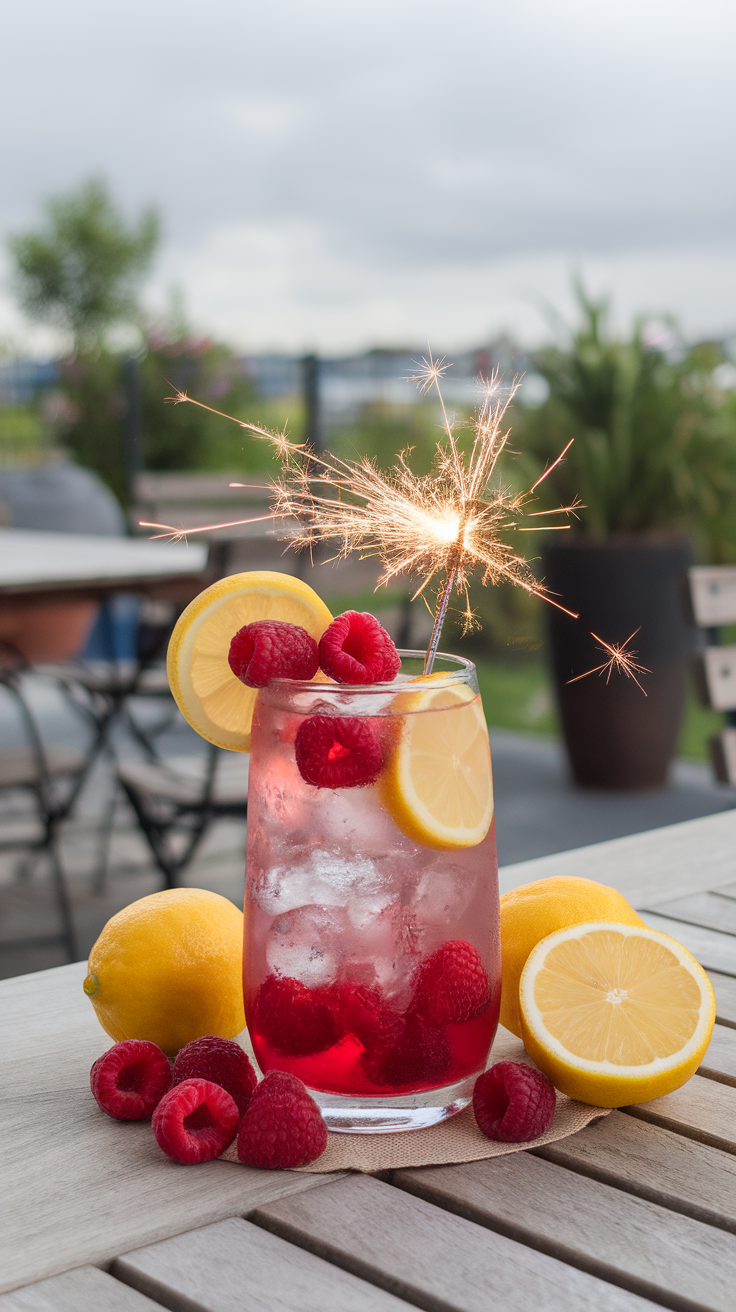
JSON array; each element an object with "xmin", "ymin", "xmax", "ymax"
[
  {"xmin": 567, "ymin": 629, "xmax": 649, "ymax": 696},
  {"xmin": 143, "ymin": 357, "xmax": 579, "ymax": 672}
]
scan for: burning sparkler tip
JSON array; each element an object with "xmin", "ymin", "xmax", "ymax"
[
  {"xmin": 405, "ymin": 352, "xmax": 451, "ymax": 396},
  {"xmin": 567, "ymin": 628, "xmax": 649, "ymax": 695},
  {"xmin": 148, "ymin": 348, "xmax": 580, "ymax": 665}
]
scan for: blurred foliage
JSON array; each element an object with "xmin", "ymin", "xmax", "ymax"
[
  {"xmin": 511, "ymin": 284, "xmax": 736, "ymax": 555},
  {"xmin": 0, "ymin": 408, "xmax": 45, "ymax": 443},
  {"xmin": 446, "ymin": 578, "xmax": 546, "ymax": 658},
  {"xmin": 140, "ymin": 337, "xmax": 264, "ymax": 473},
  {"xmin": 58, "ymin": 350, "xmax": 128, "ymax": 500},
  {"xmin": 57, "ymin": 336, "xmax": 278, "ymax": 503},
  {"xmin": 8, "ymin": 178, "xmax": 158, "ymax": 353},
  {"xmin": 0, "ymin": 406, "xmax": 53, "ymax": 468},
  {"xmin": 328, "ymin": 401, "xmax": 443, "ymax": 475}
]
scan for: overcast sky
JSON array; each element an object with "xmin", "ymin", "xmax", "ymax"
[{"xmin": 1, "ymin": 0, "xmax": 735, "ymax": 353}]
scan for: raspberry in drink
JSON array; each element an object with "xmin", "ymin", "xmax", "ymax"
[{"xmin": 243, "ymin": 648, "xmax": 501, "ymax": 1133}]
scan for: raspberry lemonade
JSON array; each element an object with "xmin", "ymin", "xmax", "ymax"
[
  {"xmin": 243, "ymin": 648, "xmax": 501, "ymax": 1133},
  {"xmin": 166, "ymin": 576, "xmax": 501, "ymax": 1133}
]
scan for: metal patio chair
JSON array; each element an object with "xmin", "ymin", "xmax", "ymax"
[
  {"xmin": 117, "ymin": 745, "xmax": 249, "ymax": 889},
  {"xmin": 0, "ymin": 662, "xmax": 89, "ymax": 961}
]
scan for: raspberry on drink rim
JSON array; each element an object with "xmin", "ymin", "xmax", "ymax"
[
  {"xmin": 166, "ymin": 570, "xmax": 332, "ymax": 752},
  {"xmin": 228, "ymin": 620, "xmax": 319, "ymax": 688},
  {"xmin": 319, "ymin": 611, "xmax": 401, "ymax": 685}
]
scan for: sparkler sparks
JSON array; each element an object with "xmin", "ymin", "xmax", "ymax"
[
  {"xmin": 567, "ymin": 629, "xmax": 650, "ymax": 696},
  {"xmin": 147, "ymin": 360, "xmax": 580, "ymax": 670}
]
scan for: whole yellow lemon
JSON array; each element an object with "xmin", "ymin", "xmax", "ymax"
[
  {"xmin": 500, "ymin": 875, "xmax": 645, "ymax": 1037},
  {"xmin": 84, "ymin": 888, "xmax": 246, "ymax": 1056}
]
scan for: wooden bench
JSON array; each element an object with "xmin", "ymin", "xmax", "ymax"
[
  {"xmin": 132, "ymin": 472, "xmax": 389, "ymax": 595},
  {"xmin": 132, "ymin": 472, "xmax": 295, "ymax": 577},
  {"xmin": 688, "ymin": 566, "xmax": 736, "ymax": 783}
]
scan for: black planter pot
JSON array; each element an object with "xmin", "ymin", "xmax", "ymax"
[{"xmin": 543, "ymin": 536, "xmax": 695, "ymax": 790}]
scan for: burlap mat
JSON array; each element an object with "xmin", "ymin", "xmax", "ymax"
[{"xmin": 221, "ymin": 1024, "xmax": 610, "ymax": 1173}]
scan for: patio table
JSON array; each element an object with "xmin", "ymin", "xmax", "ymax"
[
  {"xmin": 0, "ymin": 528, "xmax": 209, "ymax": 665},
  {"xmin": 2, "ymin": 807, "xmax": 736, "ymax": 1311},
  {"xmin": 0, "ymin": 529, "xmax": 208, "ymax": 602}
]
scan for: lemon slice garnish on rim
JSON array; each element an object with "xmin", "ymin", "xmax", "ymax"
[
  {"xmin": 167, "ymin": 570, "xmax": 333, "ymax": 752},
  {"xmin": 381, "ymin": 679, "xmax": 494, "ymax": 850},
  {"xmin": 519, "ymin": 920, "xmax": 716, "ymax": 1107}
]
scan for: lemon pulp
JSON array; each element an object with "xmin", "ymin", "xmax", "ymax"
[
  {"xmin": 519, "ymin": 921, "xmax": 716, "ymax": 1106},
  {"xmin": 381, "ymin": 681, "xmax": 493, "ymax": 849},
  {"xmin": 499, "ymin": 876, "xmax": 645, "ymax": 1038}
]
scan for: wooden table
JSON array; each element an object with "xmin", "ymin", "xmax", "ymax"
[{"xmin": 2, "ymin": 809, "xmax": 736, "ymax": 1311}]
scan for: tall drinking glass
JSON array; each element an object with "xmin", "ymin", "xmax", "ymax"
[{"xmin": 243, "ymin": 651, "xmax": 500, "ymax": 1132}]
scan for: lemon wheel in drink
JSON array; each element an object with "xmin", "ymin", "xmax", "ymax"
[
  {"xmin": 167, "ymin": 571, "xmax": 333, "ymax": 752},
  {"xmin": 381, "ymin": 680, "xmax": 494, "ymax": 849}
]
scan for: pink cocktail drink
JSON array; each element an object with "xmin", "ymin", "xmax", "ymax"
[{"xmin": 244, "ymin": 652, "xmax": 501, "ymax": 1132}]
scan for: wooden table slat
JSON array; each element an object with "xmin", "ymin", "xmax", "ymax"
[
  {"xmin": 535, "ymin": 1111, "xmax": 736, "ymax": 1233},
  {"xmin": 624, "ymin": 1073, "xmax": 736, "ymax": 1156},
  {"xmin": 700, "ymin": 1025, "xmax": 736, "ymax": 1086},
  {"xmin": 0, "ymin": 1266, "xmax": 162, "ymax": 1311},
  {"xmin": 253, "ymin": 1174, "xmax": 661, "ymax": 1312},
  {"xmin": 709, "ymin": 880, "xmax": 736, "ymax": 901},
  {"xmin": 499, "ymin": 809, "xmax": 736, "ymax": 908},
  {"xmin": 641, "ymin": 892, "xmax": 736, "ymax": 937},
  {"xmin": 0, "ymin": 962, "xmax": 339, "ymax": 1296},
  {"xmin": 706, "ymin": 970, "xmax": 736, "ymax": 1027},
  {"xmin": 115, "ymin": 1215, "xmax": 413, "ymax": 1312},
  {"xmin": 634, "ymin": 912, "xmax": 736, "ymax": 976},
  {"xmin": 393, "ymin": 1151, "xmax": 736, "ymax": 1312}
]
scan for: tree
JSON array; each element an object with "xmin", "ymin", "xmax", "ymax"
[{"xmin": 8, "ymin": 178, "xmax": 159, "ymax": 352}]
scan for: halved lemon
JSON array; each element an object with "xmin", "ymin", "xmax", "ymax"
[
  {"xmin": 519, "ymin": 921, "xmax": 716, "ymax": 1107},
  {"xmin": 167, "ymin": 571, "xmax": 332, "ymax": 752},
  {"xmin": 381, "ymin": 680, "xmax": 494, "ymax": 849}
]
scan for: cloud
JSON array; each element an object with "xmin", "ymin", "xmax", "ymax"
[{"xmin": 1, "ymin": 0, "xmax": 735, "ymax": 348}]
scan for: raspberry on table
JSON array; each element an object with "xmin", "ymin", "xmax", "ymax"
[
  {"xmin": 228, "ymin": 620, "xmax": 319, "ymax": 688},
  {"xmin": 172, "ymin": 1035, "xmax": 258, "ymax": 1116},
  {"xmin": 90, "ymin": 1039, "xmax": 171, "ymax": 1120},
  {"xmin": 318, "ymin": 611, "xmax": 401, "ymax": 684},
  {"xmin": 295, "ymin": 714, "xmax": 383, "ymax": 788},
  {"xmin": 237, "ymin": 1070, "xmax": 327, "ymax": 1169},
  {"xmin": 411, "ymin": 940, "xmax": 492, "ymax": 1026},
  {"xmin": 152, "ymin": 1077, "xmax": 240, "ymax": 1163},
  {"xmin": 250, "ymin": 974, "xmax": 341, "ymax": 1055},
  {"xmin": 473, "ymin": 1061, "xmax": 556, "ymax": 1142},
  {"xmin": 362, "ymin": 1012, "xmax": 451, "ymax": 1089}
]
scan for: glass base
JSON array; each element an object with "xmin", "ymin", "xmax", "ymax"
[{"xmin": 309, "ymin": 1074, "xmax": 477, "ymax": 1134}]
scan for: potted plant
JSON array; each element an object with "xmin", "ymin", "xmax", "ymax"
[{"xmin": 514, "ymin": 285, "xmax": 736, "ymax": 789}]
